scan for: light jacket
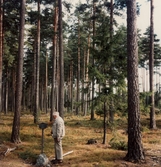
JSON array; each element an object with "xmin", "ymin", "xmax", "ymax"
[{"xmin": 52, "ymin": 116, "xmax": 65, "ymax": 139}]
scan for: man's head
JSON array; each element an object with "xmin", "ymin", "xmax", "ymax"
[{"xmin": 53, "ymin": 112, "xmax": 59, "ymax": 119}]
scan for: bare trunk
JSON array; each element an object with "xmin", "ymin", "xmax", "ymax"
[
  {"xmin": 102, "ymin": 102, "xmax": 107, "ymax": 144},
  {"xmin": 44, "ymin": 52, "xmax": 48, "ymax": 113},
  {"xmin": 11, "ymin": 0, "xmax": 25, "ymax": 143},
  {"xmin": 56, "ymin": 41, "xmax": 59, "ymax": 112},
  {"xmin": 32, "ymin": 36, "xmax": 37, "ymax": 113},
  {"xmin": 91, "ymin": 0, "xmax": 96, "ymax": 120},
  {"xmin": 34, "ymin": 0, "xmax": 40, "ymax": 123},
  {"xmin": 109, "ymin": 0, "xmax": 114, "ymax": 123},
  {"xmin": 70, "ymin": 60, "xmax": 73, "ymax": 113},
  {"xmin": 58, "ymin": 0, "xmax": 64, "ymax": 118},
  {"xmin": 76, "ymin": 17, "xmax": 80, "ymax": 115},
  {"xmin": 11, "ymin": 68, "xmax": 16, "ymax": 113},
  {"xmin": 0, "ymin": 0, "xmax": 3, "ymax": 112},
  {"xmin": 86, "ymin": 32, "xmax": 90, "ymax": 113},
  {"xmin": 149, "ymin": 0, "xmax": 156, "ymax": 129},
  {"xmin": 51, "ymin": 3, "xmax": 58, "ymax": 121},
  {"xmin": 125, "ymin": 0, "xmax": 144, "ymax": 161},
  {"xmin": 82, "ymin": 49, "xmax": 85, "ymax": 115},
  {"xmin": 4, "ymin": 69, "xmax": 8, "ymax": 114}
]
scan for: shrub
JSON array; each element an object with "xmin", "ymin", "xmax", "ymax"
[{"xmin": 109, "ymin": 137, "xmax": 127, "ymax": 150}]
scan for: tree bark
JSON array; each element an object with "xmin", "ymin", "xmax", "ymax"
[
  {"xmin": 44, "ymin": 52, "xmax": 48, "ymax": 113},
  {"xmin": 4, "ymin": 69, "xmax": 8, "ymax": 114},
  {"xmin": 51, "ymin": 3, "xmax": 58, "ymax": 121},
  {"xmin": 34, "ymin": 0, "xmax": 40, "ymax": 123},
  {"xmin": 32, "ymin": 36, "xmax": 37, "ymax": 113},
  {"xmin": 11, "ymin": 68, "xmax": 16, "ymax": 113},
  {"xmin": 11, "ymin": 0, "xmax": 25, "ymax": 143},
  {"xmin": 149, "ymin": 0, "xmax": 156, "ymax": 129},
  {"xmin": 109, "ymin": 0, "xmax": 114, "ymax": 123},
  {"xmin": 58, "ymin": 0, "xmax": 64, "ymax": 118},
  {"xmin": 76, "ymin": 16, "xmax": 80, "ymax": 115},
  {"xmin": 102, "ymin": 102, "xmax": 107, "ymax": 144},
  {"xmin": 125, "ymin": 0, "xmax": 144, "ymax": 162},
  {"xmin": 0, "ymin": 0, "xmax": 3, "ymax": 112},
  {"xmin": 91, "ymin": 0, "xmax": 96, "ymax": 120},
  {"xmin": 69, "ymin": 59, "xmax": 73, "ymax": 112}
]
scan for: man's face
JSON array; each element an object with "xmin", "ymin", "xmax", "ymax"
[{"xmin": 53, "ymin": 115, "xmax": 57, "ymax": 119}]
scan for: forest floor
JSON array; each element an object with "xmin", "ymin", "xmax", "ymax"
[{"xmin": 1, "ymin": 112, "xmax": 161, "ymax": 167}]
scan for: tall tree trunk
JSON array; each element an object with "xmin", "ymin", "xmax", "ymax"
[
  {"xmin": 102, "ymin": 102, "xmax": 107, "ymax": 144},
  {"xmin": 125, "ymin": 0, "xmax": 144, "ymax": 161},
  {"xmin": 50, "ymin": 3, "xmax": 58, "ymax": 121},
  {"xmin": 11, "ymin": 0, "xmax": 25, "ymax": 143},
  {"xmin": 40, "ymin": 82, "xmax": 43, "ymax": 111},
  {"xmin": 76, "ymin": 16, "xmax": 80, "ymax": 115},
  {"xmin": 34, "ymin": 0, "xmax": 40, "ymax": 123},
  {"xmin": 44, "ymin": 51, "xmax": 48, "ymax": 113},
  {"xmin": 149, "ymin": 0, "xmax": 156, "ymax": 129},
  {"xmin": 109, "ymin": 0, "xmax": 114, "ymax": 123},
  {"xmin": 0, "ymin": 0, "xmax": 3, "ymax": 112},
  {"xmin": 91, "ymin": 0, "xmax": 96, "ymax": 120},
  {"xmin": 110, "ymin": 0, "xmax": 113, "ymax": 41},
  {"xmin": 4, "ymin": 69, "xmax": 8, "ymax": 114},
  {"xmin": 82, "ymin": 49, "xmax": 86, "ymax": 115},
  {"xmin": 86, "ymin": 31, "xmax": 90, "ymax": 114},
  {"xmin": 11, "ymin": 68, "xmax": 16, "ymax": 112},
  {"xmin": 32, "ymin": 36, "xmax": 36, "ymax": 113},
  {"xmin": 56, "ymin": 41, "xmax": 59, "ymax": 112},
  {"xmin": 58, "ymin": 0, "xmax": 64, "ymax": 118},
  {"xmin": 70, "ymin": 60, "xmax": 73, "ymax": 112},
  {"xmin": 69, "ymin": 59, "xmax": 73, "ymax": 113}
]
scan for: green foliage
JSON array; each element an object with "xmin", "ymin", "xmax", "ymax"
[
  {"xmin": 94, "ymin": 94, "xmax": 109, "ymax": 116},
  {"xmin": 3, "ymin": 1, "xmax": 20, "ymax": 70},
  {"xmin": 95, "ymin": 90, "xmax": 128, "ymax": 118},
  {"xmin": 139, "ymin": 27, "xmax": 161, "ymax": 67},
  {"xmin": 154, "ymin": 91, "xmax": 161, "ymax": 109},
  {"xmin": 108, "ymin": 118, "xmax": 127, "ymax": 150},
  {"xmin": 141, "ymin": 125, "xmax": 149, "ymax": 132},
  {"xmin": 139, "ymin": 92, "xmax": 151, "ymax": 114},
  {"xmin": 109, "ymin": 137, "xmax": 127, "ymax": 150},
  {"xmin": 73, "ymin": 101, "xmax": 82, "ymax": 109}
]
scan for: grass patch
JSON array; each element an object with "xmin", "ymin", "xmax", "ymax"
[{"xmin": 19, "ymin": 150, "xmax": 38, "ymax": 163}]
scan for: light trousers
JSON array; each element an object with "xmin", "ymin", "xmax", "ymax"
[{"xmin": 54, "ymin": 139, "xmax": 63, "ymax": 160}]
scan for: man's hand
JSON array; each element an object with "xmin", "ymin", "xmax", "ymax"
[
  {"xmin": 48, "ymin": 121, "xmax": 54, "ymax": 126},
  {"xmin": 54, "ymin": 137, "xmax": 60, "ymax": 143},
  {"xmin": 57, "ymin": 137, "xmax": 60, "ymax": 142}
]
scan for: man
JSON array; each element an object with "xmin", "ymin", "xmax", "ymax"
[{"xmin": 51, "ymin": 112, "xmax": 65, "ymax": 164}]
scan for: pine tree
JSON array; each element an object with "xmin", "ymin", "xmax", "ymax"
[{"xmin": 125, "ymin": 0, "xmax": 144, "ymax": 161}]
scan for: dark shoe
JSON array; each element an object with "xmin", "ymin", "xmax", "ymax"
[
  {"xmin": 57, "ymin": 159, "xmax": 63, "ymax": 163},
  {"xmin": 51, "ymin": 159, "xmax": 58, "ymax": 164},
  {"xmin": 51, "ymin": 159, "xmax": 63, "ymax": 164}
]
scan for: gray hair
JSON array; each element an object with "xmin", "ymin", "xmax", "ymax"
[{"xmin": 53, "ymin": 112, "xmax": 59, "ymax": 116}]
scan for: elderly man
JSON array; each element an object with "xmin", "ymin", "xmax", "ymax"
[{"xmin": 51, "ymin": 112, "xmax": 65, "ymax": 164}]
